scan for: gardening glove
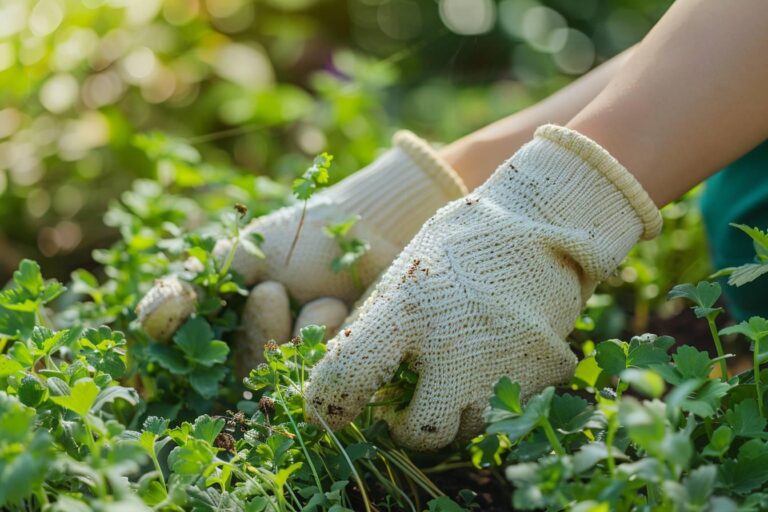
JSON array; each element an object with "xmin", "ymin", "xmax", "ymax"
[
  {"xmin": 136, "ymin": 131, "xmax": 467, "ymax": 341},
  {"xmin": 304, "ymin": 125, "xmax": 662, "ymax": 451}
]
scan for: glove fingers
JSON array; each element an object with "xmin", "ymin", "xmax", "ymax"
[
  {"xmin": 136, "ymin": 277, "xmax": 197, "ymax": 341},
  {"xmin": 388, "ymin": 368, "xmax": 462, "ymax": 451},
  {"xmin": 304, "ymin": 307, "xmax": 410, "ymax": 431},
  {"xmin": 456, "ymin": 402, "xmax": 487, "ymax": 445}
]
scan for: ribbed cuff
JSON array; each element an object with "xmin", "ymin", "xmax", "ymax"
[
  {"xmin": 328, "ymin": 131, "xmax": 468, "ymax": 248},
  {"xmin": 392, "ymin": 130, "xmax": 468, "ymax": 200},
  {"xmin": 535, "ymin": 125, "xmax": 662, "ymax": 240}
]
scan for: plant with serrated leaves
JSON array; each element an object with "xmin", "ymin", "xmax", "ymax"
[
  {"xmin": 324, "ymin": 215, "xmax": 370, "ymax": 289},
  {"xmin": 712, "ymin": 223, "xmax": 768, "ymax": 287},
  {"xmin": 476, "ymin": 277, "xmax": 768, "ymax": 510},
  {"xmin": 285, "ymin": 153, "xmax": 333, "ymax": 265}
]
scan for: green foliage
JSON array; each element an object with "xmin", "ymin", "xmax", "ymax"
[
  {"xmin": 712, "ymin": 224, "xmax": 768, "ymax": 287},
  {"xmin": 0, "ymin": 244, "xmax": 465, "ymax": 510},
  {"xmin": 477, "ymin": 293, "xmax": 768, "ymax": 510},
  {"xmin": 3, "ymin": 166, "xmax": 767, "ymax": 511},
  {"xmin": 324, "ymin": 216, "xmax": 371, "ymax": 289},
  {"xmin": 285, "ymin": 153, "xmax": 334, "ymax": 265},
  {"xmin": 292, "ymin": 153, "xmax": 333, "ymax": 202}
]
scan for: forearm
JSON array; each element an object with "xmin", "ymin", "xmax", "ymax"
[
  {"xmin": 441, "ymin": 48, "xmax": 634, "ymax": 190},
  {"xmin": 569, "ymin": 0, "xmax": 768, "ymax": 206}
]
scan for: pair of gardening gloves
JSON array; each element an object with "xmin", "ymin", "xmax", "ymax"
[{"xmin": 136, "ymin": 125, "xmax": 662, "ymax": 451}]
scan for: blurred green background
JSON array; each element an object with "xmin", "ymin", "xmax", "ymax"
[{"xmin": 0, "ymin": 0, "xmax": 678, "ymax": 285}]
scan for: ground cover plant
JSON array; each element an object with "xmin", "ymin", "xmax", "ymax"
[{"xmin": 2, "ymin": 129, "xmax": 768, "ymax": 511}]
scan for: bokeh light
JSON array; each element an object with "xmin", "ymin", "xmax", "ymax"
[
  {"xmin": 0, "ymin": 0, "xmax": 675, "ymax": 282},
  {"xmin": 439, "ymin": 0, "xmax": 496, "ymax": 36}
]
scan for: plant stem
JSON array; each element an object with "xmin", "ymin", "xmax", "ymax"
[
  {"xmin": 304, "ymin": 402, "xmax": 373, "ymax": 512},
  {"xmin": 605, "ymin": 414, "xmax": 618, "ymax": 476},
  {"xmin": 755, "ymin": 336, "xmax": 765, "ymax": 418},
  {"xmin": 540, "ymin": 418, "xmax": 565, "ymax": 456},
  {"xmin": 707, "ymin": 316, "xmax": 728, "ymax": 380},
  {"xmin": 284, "ymin": 202, "xmax": 307, "ymax": 266},
  {"xmin": 217, "ymin": 222, "xmax": 241, "ymax": 283},
  {"xmin": 149, "ymin": 447, "xmax": 166, "ymax": 489},
  {"xmin": 273, "ymin": 383, "xmax": 323, "ymax": 492}
]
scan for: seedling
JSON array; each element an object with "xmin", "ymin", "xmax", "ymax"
[
  {"xmin": 668, "ymin": 281, "xmax": 729, "ymax": 379},
  {"xmin": 324, "ymin": 215, "xmax": 370, "ymax": 289},
  {"xmin": 721, "ymin": 317, "xmax": 768, "ymax": 418},
  {"xmin": 285, "ymin": 153, "xmax": 333, "ymax": 265}
]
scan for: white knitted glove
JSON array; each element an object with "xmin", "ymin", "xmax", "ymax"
[
  {"xmin": 136, "ymin": 131, "xmax": 467, "ymax": 341},
  {"xmin": 304, "ymin": 125, "xmax": 662, "ymax": 451}
]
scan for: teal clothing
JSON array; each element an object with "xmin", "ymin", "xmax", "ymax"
[{"xmin": 701, "ymin": 139, "xmax": 768, "ymax": 320}]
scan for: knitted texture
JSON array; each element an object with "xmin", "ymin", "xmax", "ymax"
[
  {"xmin": 135, "ymin": 276, "xmax": 197, "ymax": 341},
  {"xmin": 211, "ymin": 130, "xmax": 468, "ymax": 304},
  {"xmin": 136, "ymin": 132, "xmax": 467, "ymax": 340},
  {"xmin": 304, "ymin": 125, "xmax": 662, "ymax": 451}
]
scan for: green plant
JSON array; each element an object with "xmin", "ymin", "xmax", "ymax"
[
  {"xmin": 285, "ymin": 153, "xmax": 333, "ymax": 265},
  {"xmin": 712, "ymin": 224, "xmax": 768, "ymax": 286},
  {"xmin": 0, "ymin": 254, "xmax": 470, "ymax": 510},
  {"xmin": 324, "ymin": 216, "xmax": 370, "ymax": 289},
  {"xmin": 475, "ymin": 271, "xmax": 768, "ymax": 510},
  {"xmin": 1, "ymin": 118, "xmax": 763, "ymax": 510}
]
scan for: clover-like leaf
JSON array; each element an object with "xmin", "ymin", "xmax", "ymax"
[
  {"xmin": 720, "ymin": 439, "xmax": 768, "ymax": 493},
  {"xmin": 726, "ymin": 399, "xmax": 768, "ymax": 438},
  {"xmin": 300, "ymin": 324, "xmax": 326, "ymax": 347},
  {"xmin": 50, "ymin": 378, "xmax": 100, "ymax": 417},
  {"xmin": 191, "ymin": 415, "xmax": 225, "ymax": 444},
  {"xmin": 594, "ymin": 340, "xmax": 627, "ymax": 376},
  {"xmin": 174, "ymin": 317, "xmax": 229, "ymax": 366},
  {"xmin": 668, "ymin": 281, "xmax": 722, "ymax": 318},
  {"xmin": 720, "ymin": 316, "xmax": 768, "ymax": 343},
  {"xmin": 487, "ymin": 386, "xmax": 555, "ymax": 441}
]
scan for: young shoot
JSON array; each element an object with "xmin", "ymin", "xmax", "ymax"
[
  {"xmin": 217, "ymin": 203, "xmax": 264, "ymax": 284},
  {"xmin": 668, "ymin": 281, "xmax": 729, "ymax": 379},
  {"xmin": 285, "ymin": 153, "xmax": 333, "ymax": 266},
  {"xmin": 720, "ymin": 317, "xmax": 768, "ymax": 418},
  {"xmin": 324, "ymin": 216, "xmax": 370, "ymax": 290}
]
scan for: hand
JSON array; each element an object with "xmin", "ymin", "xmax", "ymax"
[
  {"xmin": 135, "ymin": 131, "xmax": 467, "ymax": 342},
  {"xmin": 304, "ymin": 125, "xmax": 662, "ymax": 451}
]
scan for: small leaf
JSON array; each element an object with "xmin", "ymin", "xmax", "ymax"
[
  {"xmin": 489, "ymin": 377, "xmax": 522, "ymax": 414},
  {"xmin": 18, "ymin": 374, "xmax": 47, "ymax": 407},
  {"xmin": 0, "ymin": 357, "xmax": 24, "ymax": 378},
  {"xmin": 726, "ymin": 399, "xmax": 768, "ymax": 438},
  {"xmin": 673, "ymin": 345, "xmax": 714, "ymax": 380},
  {"xmin": 720, "ymin": 439, "xmax": 768, "ymax": 493},
  {"xmin": 189, "ymin": 365, "xmax": 227, "ymax": 399},
  {"xmin": 487, "ymin": 387, "xmax": 555, "ymax": 441},
  {"xmin": 143, "ymin": 416, "xmax": 170, "ymax": 436},
  {"xmin": 147, "ymin": 344, "xmax": 190, "ymax": 375},
  {"xmin": 720, "ymin": 316, "xmax": 768, "ymax": 343},
  {"xmin": 731, "ymin": 223, "xmax": 768, "ymax": 259},
  {"xmin": 191, "ymin": 415, "xmax": 225, "ymax": 444},
  {"xmin": 549, "ymin": 393, "xmax": 601, "ymax": 433},
  {"xmin": 174, "ymin": 317, "xmax": 229, "ymax": 366},
  {"xmin": 292, "ymin": 153, "xmax": 333, "ymax": 201},
  {"xmin": 728, "ymin": 263, "xmax": 768, "ymax": 287},
  {"xmin": 13, "ymin": 259, "xmax": 45, "ymax": 295},
  {"xmin": 301, "ymin": 325, "xmax": 326, "ymax": 346},
  {"xmin": 595, "ymin": 340, "xmax": 627, "ymax": 376},
  {"xmin": 620, "ymin": 368, "xmax": 666, "ymax": 398},
  {"xmin": 50, "ymin": 378, "xmax": 99, "ymax": 417},
  {"xmin": 668, "ymin": 281, "xmax": 722, "ymax": 318}
]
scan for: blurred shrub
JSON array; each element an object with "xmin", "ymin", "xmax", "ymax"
[{"xmin": 1, "ymin": 0, "xmax": 680, "ymax": 296}]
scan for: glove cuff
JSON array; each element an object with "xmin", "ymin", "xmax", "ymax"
[
  {"xmin": 534, "ymin": 124, "xmax": 662, "ymax": 240},
  {"xmin": 329, "ymin": 131, "xmax": 468, "ymax": 248}
]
